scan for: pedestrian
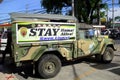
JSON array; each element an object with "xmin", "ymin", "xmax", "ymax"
[
  {"xmin": 0, "ymin": 30, "xmax": 12, "ymax": 64},
  {"xmin": 88, "ymin": 28, "xmax": 94, "ymax": 39},
  {"xmin": 94, "ymin": 28, "xmax": 100, "ymax": 37}
]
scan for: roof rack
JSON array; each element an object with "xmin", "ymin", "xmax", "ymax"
[{"xmin": 10, "ymin": 13, "xmax": 77, "ymax": 23}]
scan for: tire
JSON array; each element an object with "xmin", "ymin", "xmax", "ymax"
[
  {"xmin": 37, "ymin": 54, "xmax": 61, "ymax": 78},
  {"xmin": 102, "ymin": 47, "xmax": 114, "ymax": 63}
]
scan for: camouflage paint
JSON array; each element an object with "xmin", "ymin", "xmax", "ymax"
[
  {"xmin": 78, "ymin": 39, "xmax": 95, "ymax": 55},
  {"xmin": 20, "ymin": 43, "xmax": 41, "ymax": 61},
  {"xmin": 12, "ymin": 22, "xmax": 76, "ymax": 62},
  {"xmin": 100, "ymin": 38, "xmax": 115, "ymax": 54},
  {"xmin": 11, "ymin": 21, "xmax": 115, "ymax": 66}
]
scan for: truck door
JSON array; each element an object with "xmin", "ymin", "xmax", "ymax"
[{"xmin": 77, "ymin": 30, "xmax": 98, "ymax": 56}]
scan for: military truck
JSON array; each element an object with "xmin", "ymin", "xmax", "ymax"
[{"xmin": 9, "ymin": 13, "xmax": 116, "ymax": 78}]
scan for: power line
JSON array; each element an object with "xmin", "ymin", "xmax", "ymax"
[
  {"xmin": 11, "ymin": 0, "xmax": 41, "ymax": 12},
  {"xmin": 108, "ymin": 3, "xmax": 119, "ymax": 5},
  {"xmin": 0, "ymin": 8, "xmax": 48, "ymax": 23}
]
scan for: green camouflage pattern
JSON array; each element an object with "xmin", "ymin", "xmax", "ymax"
[
  {"xmin": 11, "ymin": 22, "xmax": 115, "ymax": 66},
  {"xmin": 8, "ymin": 13, "xmax": 115, "ymax": 67}
]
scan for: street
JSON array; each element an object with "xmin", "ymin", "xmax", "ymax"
[{"xmin": 0, "ymin": 40, "xmax": 120, "ymax": 80}]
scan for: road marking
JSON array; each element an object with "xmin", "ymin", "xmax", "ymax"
[{"xmin": 75, "ymin": 68, "xmax": 96, "ymax": 80}]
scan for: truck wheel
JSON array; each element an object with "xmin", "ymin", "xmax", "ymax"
[
  {"xmin": 38, "ymin": 54, "xmax": 61, "ymax": 78},
  {"xmin": 102, "ymin": 47, "xmax": 114, "ymax": 63}
]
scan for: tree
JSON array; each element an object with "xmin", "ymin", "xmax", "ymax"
[
  {"xmin": 75, "ymin": 0, "xmax": 103, "ymax": 24},
  {"xmin": 0, "ymin": 0, "xmax": 3, "ymax": 3},
  {"xmin": 41, "ymin": 0, "xmax": 107, "ymax": 24},
  {"xmin": 41, "ymin": 0, "xmax": 71, "ymax": 14}
]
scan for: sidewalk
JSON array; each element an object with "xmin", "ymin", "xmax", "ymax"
[
  {"xmin": 0, "ymin": 73, "xmax": 18, "ymax": 80},
  {"xmin": 0, "ymin": 62, "xmax": 18, "ymax": 80}
]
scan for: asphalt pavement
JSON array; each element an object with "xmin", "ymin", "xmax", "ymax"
[{"xmin": 0, "ymin": 39, "xmax": 120, "ymax": 80}]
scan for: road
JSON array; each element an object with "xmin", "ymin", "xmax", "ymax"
[{"xmin": 0, "ymin": 40, "xmax": 120, "ymax": 80}]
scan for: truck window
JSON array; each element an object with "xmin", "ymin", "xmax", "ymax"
[{"xmin": 79, "ymin": 31, "xmax": 86, "ymax": 39}]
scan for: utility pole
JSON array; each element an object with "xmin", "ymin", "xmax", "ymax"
[
  {"xmin": 97, "ymin": 1, "xmax": 101, "ymax": 25},
  {"xmin": 112, "ymin": 0, "xmax": 114, "ymax": 28},
  {"xmin": 26, "ymin": 4, "xmax": 29, "ymax": 13},
  {"xmin": 72, "ymin": 0, "xmax": 74, "ymax": 17}
]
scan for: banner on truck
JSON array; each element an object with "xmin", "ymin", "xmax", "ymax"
[{"xmin": 16, "ymin": 22, "xmax": 76, "ymax": 44}]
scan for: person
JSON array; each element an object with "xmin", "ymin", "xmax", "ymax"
[
  {"xmin": 88, "ymin": 28, "xmax": 94, "ymax": 38},
  {"xmin": 0, "ymin": 30, "xmax": 12, "ymax": 64},
  {"xmin": 94, "ymin": 28, "xmax": 100, "ymax": 37}
]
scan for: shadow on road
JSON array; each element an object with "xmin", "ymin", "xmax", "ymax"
[
  {"xmin": 0, "ymin": 56, "xmax": 40, "ymax": 79},
  {"xmin": 82, "ymin": 57, "xmax": 120, "ymax": 76},
  {"xmin": 0, "ymin": 40, "xmax": 119, "ymax": 80},
  {"xmin": 0, "ymin": 53, "xmax": 119, "ymax": 79},
  {"xmin": 109, "ymin": 68, "xmax": 120, "ymax": 75}
]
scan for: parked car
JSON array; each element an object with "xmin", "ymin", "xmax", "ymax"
[
  {"xmin": 101, "ymin": 29, "xmax": 110, "ymax": 35},
  {"xmin": 109, "ymin": 29, "xmax": 119, "ymax": 39}
]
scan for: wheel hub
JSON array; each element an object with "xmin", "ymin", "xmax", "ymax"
[
  {"xmin": 105, "ymin": 51, "xmax": 112, "ymax": 60},
  {"xmin": 45, "ymin": 62, "xmax": 55, "ymax": 73}
]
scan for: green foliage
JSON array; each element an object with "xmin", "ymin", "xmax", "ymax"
[
  {"xmin": 41, "ymin": 0, "xmax": 71, "ymax": 14},
  {"xmin": 41, "ymin": 0, "xmax": 108, "ymax": 24},
  {"xmin": 0, "ymin": 0, "xmax": 3, "ymax": 3}
]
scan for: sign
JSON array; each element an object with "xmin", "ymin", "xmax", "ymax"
[{"xmin": 16, "ymin": 22, "xmax": 76, "ymax": 44}]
